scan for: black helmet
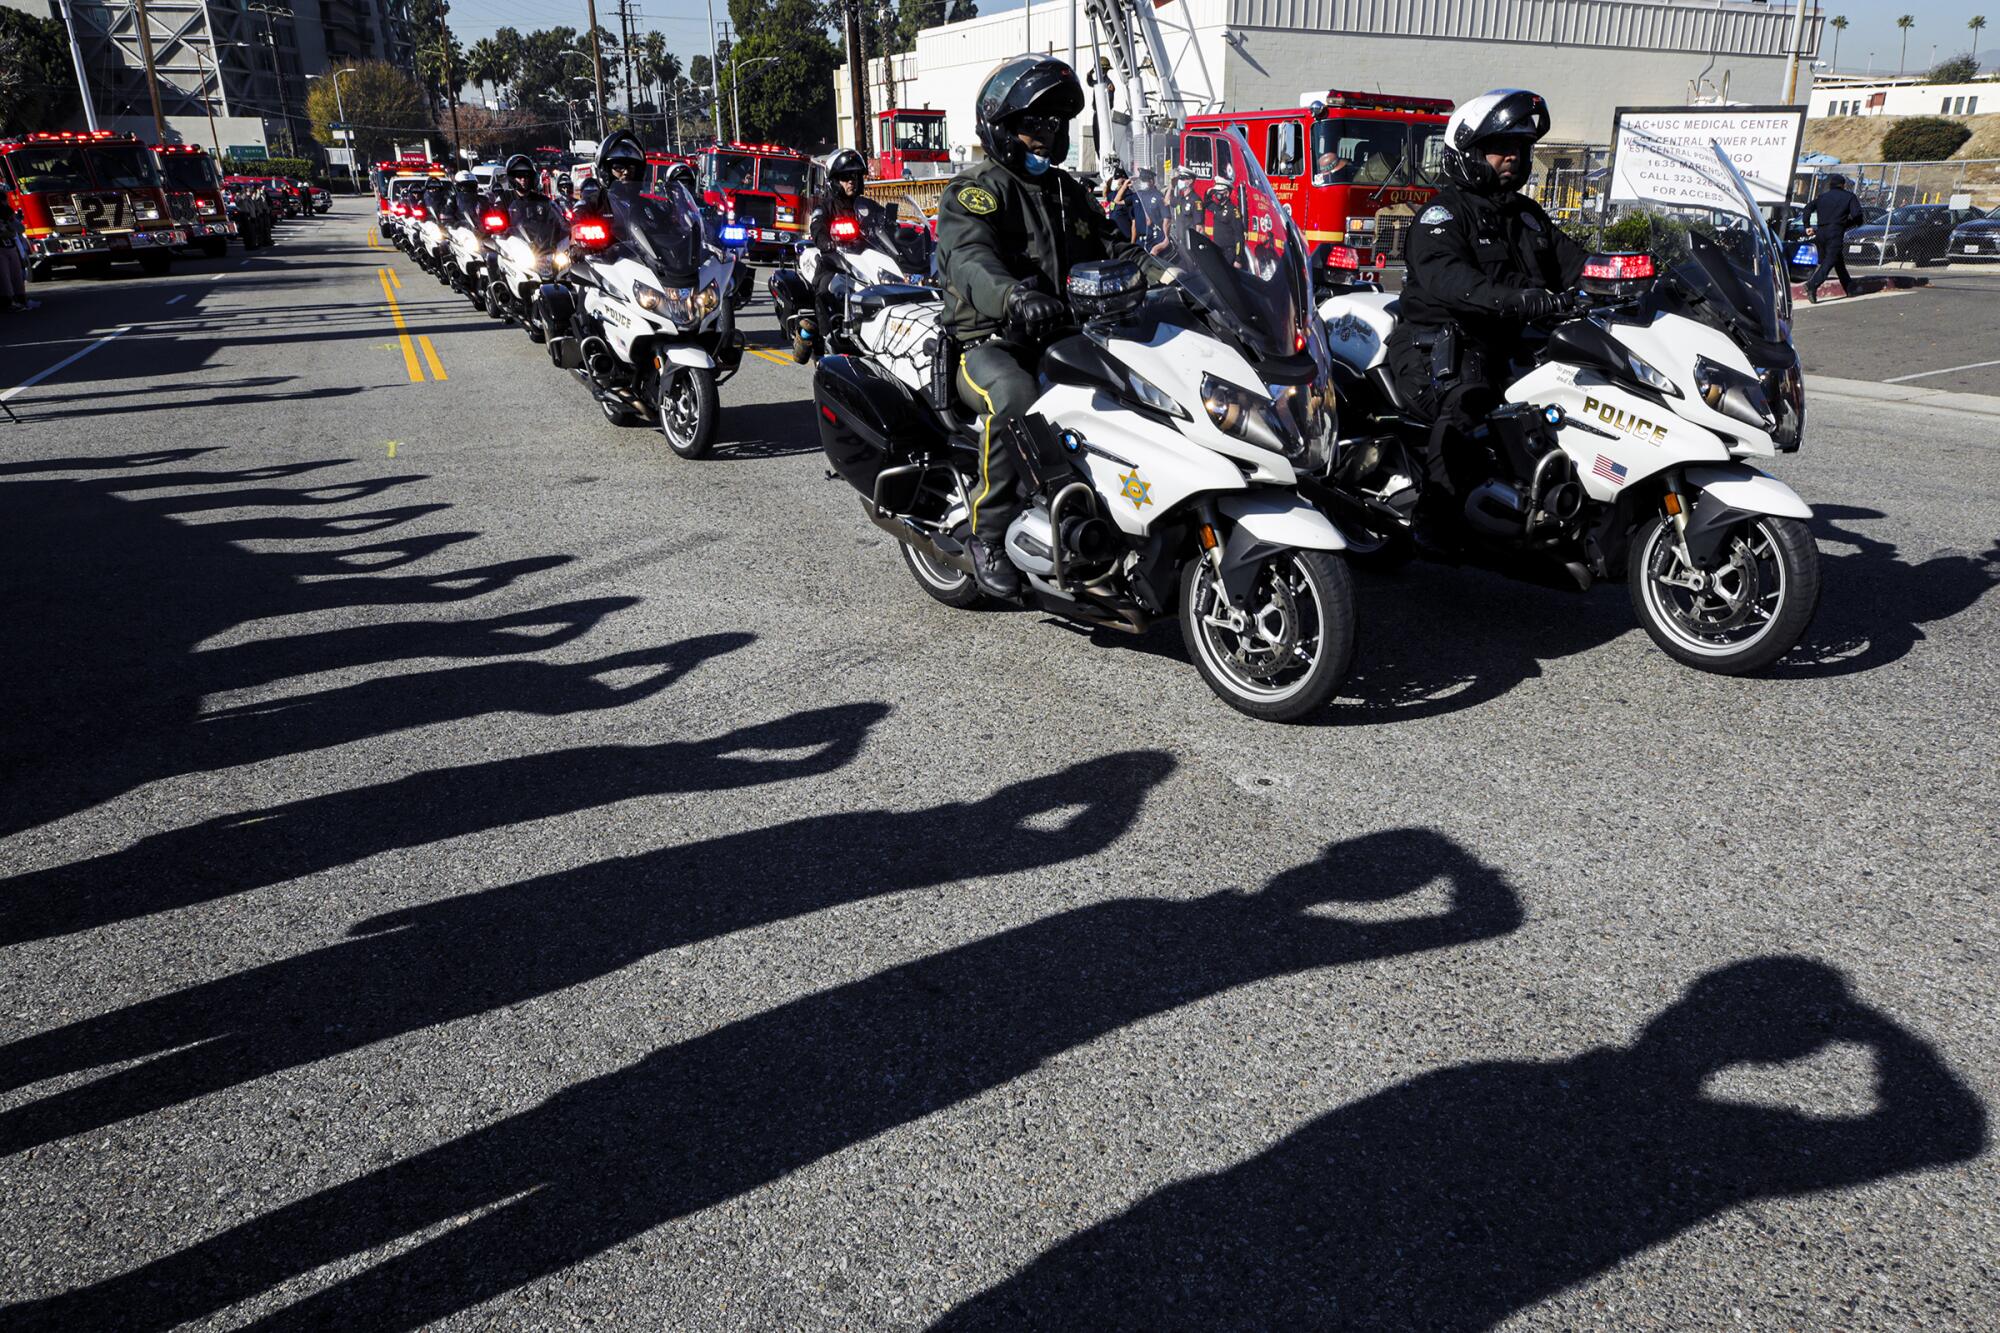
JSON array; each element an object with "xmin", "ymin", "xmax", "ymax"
[
  {"xmin": 505, "ymin": 153, "xmax": 539, "ymax": 193},
  {"xmin": 1440, "ymin": 89, "xmax": 1550, "ymax": 194},
  {"xmin": 974, "ymin": 55, "xmax": 1085, "ymax": 172},
  {"xmin": 597, "ymin": 131, "xmax": 647, "ymax": 181},
  {"xmin": 662, "ymin": 160, "xmax": 696, "ymax": 194},
  {"xmin": 826, "ymin": 147, "xmax": 866, "ymax": 181}
]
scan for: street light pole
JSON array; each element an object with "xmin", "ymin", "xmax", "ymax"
[
  {"xmin": 247, "ymin": 4, "xmax": 295, "ymax": 157},
  {"xmin": 729, "ymin": 55, "xmax": 777, "ymax": 143},
  {"xmin": 583, "ymin": 0, "xmax": 608, "ymax": 141},
  {"xmin": 308, "ymin": 67, "xmax": 360, "ymax": 193},
  {"xmin": 704, "ymin": 0, "xmax": 724, "ymax": 142}
]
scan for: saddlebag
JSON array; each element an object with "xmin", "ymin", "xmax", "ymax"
[{"xmin": 815, "ymin": 354, "xmax": 945, "ymax": 509}]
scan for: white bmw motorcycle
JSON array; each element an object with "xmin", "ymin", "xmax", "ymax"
[
  {"xmin": 770, "ymin": 197, "xmax": 935, "ymax": 362},
  {"xmin": 1316, "ymin": 144, "xmax": 1820, "ymax": 674},
  {"xmin": 815, "ymin": 133, "xmax": 1355, "ymax": 722},
  {"xmin": 486, "ymin": 193, "xmax": 567, "ymax": 343},
  {"xmin": 542, "ymin": 181, "xmax": 746, "ymax": 456},
  {"xmin": 446, "ymin": 202, "xmax": 494, "ymax": 311}
]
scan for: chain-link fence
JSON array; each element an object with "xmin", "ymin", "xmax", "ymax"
[{"xmin": 1794, "ymin": 159, "xmax": 2000, "ymax": 213}]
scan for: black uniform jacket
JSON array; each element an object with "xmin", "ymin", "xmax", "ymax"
[
  {"xmin": 1808, "ymin": 186, "xmax": 1863, "ymax": 239},
  {"xmin": 1396, "ymin": 185, "xmax": 1588, "ymax": 348},
  {"xmin": 936, "ymin": 157, "xmax": 1152, "ymax": 342},
  {"xmin": 809, "ymin": 191, "xmax": 888, "ymax": 254}
]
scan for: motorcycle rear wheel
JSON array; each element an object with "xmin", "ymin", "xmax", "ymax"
[
  {"xmin": 901, "ymin": 539, "xmax": 982, "ymax": 608},
  {"xmin": 658, "ymin": 366, "xmax": 718, "ymax": 459},
  {"xmin": 1180, "ymin": 547, "xmax": 1355, "ymax": 723},
  {"xmin": 1628, "ymin": 512, "xmax": 1819, "ymax": 674}
]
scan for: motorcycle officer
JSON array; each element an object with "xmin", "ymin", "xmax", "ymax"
[
  {"xmin": 447, "ymin": 169, "xmax": 483, "ymax": 224},
  {"xmin": 1385, "ymin": 88, "xmax": 1587, "ymax": 510},
  {"xmin": 806, "ymin": 147, "xmax": 890, "ymax": 350},
  {"xmin": 504, "ymin": 154, "xmax": 545, "ymax": 202},
  {"xmin": 936, "ymin": 53, "xmax": 1157, "ymax": 598}
]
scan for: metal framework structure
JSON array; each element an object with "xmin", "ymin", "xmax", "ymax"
[{"xmin": 1083, "ymin": 0, "xmax": 1222, "ymax": 173}]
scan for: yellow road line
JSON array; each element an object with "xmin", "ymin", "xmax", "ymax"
[
  {"xmin": 378, "ymin": 266, "xmax": 424, "ymax": 382},
  {"xmin": 419, "ymin": 335, "xmax": 447, "ymax": 381},
  {"xmin": 366, "ymin": 228, "xmax": 380, "ymax": 250},
  {"xmin": 747, "ymin": 347, "xmax": 796, "ymax": 368},
  {"xmin": 386, "ymin": 266, "xmax": 402, "ymax": 291}
]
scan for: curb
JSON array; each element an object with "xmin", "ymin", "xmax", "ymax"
[{"xmin": 1808, "ymin": 374, "xmax": 2000, "ymax": 419}]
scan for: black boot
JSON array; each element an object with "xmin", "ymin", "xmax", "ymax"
[{"xmin": 965, "ymin": 535, "xmax": 1023, "ymax": 599}]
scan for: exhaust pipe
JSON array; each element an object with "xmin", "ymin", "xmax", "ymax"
[{"xmin": 580, "ymin": 336, "xmax": 615, "ymax": 381}]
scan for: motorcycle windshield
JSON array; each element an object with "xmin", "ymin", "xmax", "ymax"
[
  {"xmin": 1594, "ymin": 140, "xmax": 1789, "ymax": 348},
  {"xmin": 1159, "ymin": 129, "xmax": 1322, "ymax": 373},
  {"xmin": 605, "ymin": 181, "xmax": 704, "ymax": 284},
  {"xmin": 509, "ymin": 196, "xmax": 567, "ymax": 251}
]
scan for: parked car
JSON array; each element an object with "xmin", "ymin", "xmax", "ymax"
[
  {"xmin": 1844, "ymin": 204, "xmax": 1985, "ymax": 267},
  {"xmin": 309, "ymin": 183, "xmax": 332, "ymax": 213},
  {"xmin": 1945, "ymin": 205, "xmax": 2000, "ymax": 263}
]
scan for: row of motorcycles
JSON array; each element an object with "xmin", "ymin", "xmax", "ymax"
[
  {"xmin": 390, "ymin": 171, "xmax": 746, "ymax": 457},
  {"xmin": 384, "ymin": 135, "xmax": 1826, "ymax": 723},
  {"xmin": 772, "ymin": 134, "xmax": 1824, "ymax": 721}
]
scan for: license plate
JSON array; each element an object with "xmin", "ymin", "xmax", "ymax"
[
  {"xmin": 1792, "ymin": 244, "xmax": 1818, "ymax": 265},
  {"xmin": 1964, "ymin": 242, "xmax": 1986, "ymax": 253},
  {"xmin": 1849, "ymin": 245, "xmax": 1867, "ymax": 255}
]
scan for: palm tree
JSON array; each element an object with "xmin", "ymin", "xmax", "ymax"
[
  {"xmin": 1829, "ymin": 15, "xmax": 1848, "ymax": 71},
  {"xmin": 491, "ymin": 27, "xmax": 525, "ymax": 109},
  {"xmin": 1973, "ymin": 16, "xmax": 1989, "ymax": 63},
  {"xmin": 465, "ymin": 37, "xmax": 505, "ymax": 107},
  {"xmin": 1897, "ymin": 14, "xmax": 1915, "ymax": 76}
]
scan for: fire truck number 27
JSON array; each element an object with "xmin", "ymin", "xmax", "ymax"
[{"xmin": 77, "ymin": 193, "xmax": 126, "ymax": 228}]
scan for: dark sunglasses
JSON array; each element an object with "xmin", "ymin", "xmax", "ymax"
[{"xmin": 1011, "ymin": 114, "xmax": 1065, "ymax": 142}]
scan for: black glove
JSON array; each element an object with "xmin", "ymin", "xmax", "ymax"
[
  {"xmin": 1508, "ymin": 286, "xmax": 1561, "ymax": 321},
  {"xmin": 1006, "ymin": 283, "xmax": 1066, "ymax": 342}
]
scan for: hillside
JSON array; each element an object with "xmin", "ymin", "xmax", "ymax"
[{"xmin": 1804, "ymin": 112, "xmax": 2000, "ymax": 164}]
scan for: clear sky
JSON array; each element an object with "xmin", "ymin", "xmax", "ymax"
[{"xmin": 440, "ymin": 0, "xmax": 1997, "ymax": 79}]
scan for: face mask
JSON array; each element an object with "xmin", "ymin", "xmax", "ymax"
[{"xmin": 1024, "ymin": 152, "xmax": 1051, "ymax": 176}]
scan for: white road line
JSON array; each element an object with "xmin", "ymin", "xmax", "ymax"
[
  {"xmin": 1, "ymin": 325, "xmax": 136, "ymax": 403},
  {"xmin": 1883, "ymin": 357, "xmax": 2000, "ymax": 384},
  {"xmin": 165, "ymin": 293, "xmax": 186, "ymax": 305}
]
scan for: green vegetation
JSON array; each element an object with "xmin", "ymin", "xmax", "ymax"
[
  {"xmin": 0, "ymin": 9, "xmax": 81, "ymax": 137},
  {"xmin": 1881, "ymin": 116, "xmax": 1975, "ymax": 161}
]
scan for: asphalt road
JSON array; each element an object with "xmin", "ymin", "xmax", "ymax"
[
  {"xmin": 1, "ymin": 202, "xmax": 1995, "ymax": 1330},
  {"xmin": 1797, "ymin": 266, "xmax": 2000, "ymax": 397}
]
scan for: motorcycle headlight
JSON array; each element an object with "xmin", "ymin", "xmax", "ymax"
[
  {"xmin": 1624, "ymin": 348, "xmax": 1680, "ymax": 397},
  {"xmin": 633, "ymin": 280, "xmax": 668, "ymax": 313},
  {"xmin": 552, "ymin": 249, "xmax": 571, "ymax": 269},
  {"xmin": 1693, "ymin": 356, "xmax": 1776, "ymax": 430},
  {"xmin": 1202, "ymin": 373, "xmax": 1291, "ymax": 455},
  {"xmin": 695, "ymin": 280, "xmax": 720, "ymax": 317}
]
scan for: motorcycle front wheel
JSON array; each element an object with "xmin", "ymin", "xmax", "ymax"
[
  {"xmin": 1628, "ymin": 512, "xmax": 1820, "ymax": 674},
  {"xmin": 657, "ymin": 365, "xmax": 718, "ymax": 458},
  {"xmin": 1179, "ymin": 547, "xmax": 1355, "ymax": 723}
]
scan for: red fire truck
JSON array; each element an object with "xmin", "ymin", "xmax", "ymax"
[
  {"xmin": 872, "ymin": 107, "xmax": 950, "ymax": 181},
  {"xmin": 643, "ymin": 150, "xmax": 690, "ymax": 198},
  {"xmin": 0, "ymin": 129, "xmax": 187, "ymax": 277},
  {"xmin": 693, "ymin": 141, "xmax": 811, "ymax": 263},
  {"xmin": 151, "ymin": 143, "xmax": 234, "ymax": 259},
  {"xmin": 1180, "ymin": 89, "xmax": 1452, "ymax": 279}
]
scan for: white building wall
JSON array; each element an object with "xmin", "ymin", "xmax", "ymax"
[
  {"xmin": 839, "ymin": 0, "xmax": 1815, "ymax": 167},
  {"xmin": 1809, "ymin": 80, "xmax": 1994, "ymax": 119}
]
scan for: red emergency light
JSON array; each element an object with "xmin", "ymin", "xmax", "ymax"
[
  {"xmin": 1315, "ymin": 90, "xmax": 1454, "ymax": 116},
  {"xmin": 830, "ymin": 216, "xmax": 860, "ymax": 242},
  {"xmin": 1581, "ymin": 252, "xmax": 1656, "ymax": 281},
  {"xmin": 571, "ymin": 216, "xmax": 612, "ymax": 248},
  {"xmin": 480, "ymin": 209, "xmax": 509, "ymax": 233}
]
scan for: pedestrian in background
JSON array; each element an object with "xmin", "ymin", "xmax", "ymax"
[
  {"xmin": 1103, "ymin": 165, "xmax": 1136, "ymax": 242},
  {"xmin": 1804, "ymin": 173, "xmax": 1863, "ymax": 304},
  {"xmin": 0, "ymin": 191, "xmax": 38, "ymax": 312}
]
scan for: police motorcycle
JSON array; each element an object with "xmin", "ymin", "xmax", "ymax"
[
  {"xmin": 814, "ymin": 132, "xmax": 1356, "ymax": 722},
  {"xmin": 485, "ymin": 184, "xmax": 569, "ymax": 343},
  {"xmin": 416, "ymin": 181, "xmax": 455, "ymax": 281},
  {"xmin": 540, "ymin": 176, "xmax": 746, "ymax": 456},
  {"xmin": 771, "ymin": 194, "xmax": 936, "ymax": 363},
  {"xmin": 443, "ymin": 175, "xmax": 496, "ymax": 311},
  {"xmin": 1316, "ymin": 143, "xmax": 1819, "ymax": 675}
]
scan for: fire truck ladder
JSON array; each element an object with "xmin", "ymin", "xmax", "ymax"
[{"xmin": 1081, "ymin": 0, "xmax": 1220, "ymax": 172}]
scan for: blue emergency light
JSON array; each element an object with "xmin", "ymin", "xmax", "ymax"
[{"xmin": 720, "ymin": 224, "xmax": 748, "ymax": 244}]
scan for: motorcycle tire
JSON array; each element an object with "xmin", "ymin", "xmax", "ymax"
[
  {"xmin": 526, "ymin": 314, "xmax": 547, "ymax": 344},
  {"xmin": 901, "ymin": 539, "xmax": 982, "ymax": 608},
  {"xmin": 1179, "ymin": 546, "xmax": 1355, "ymax": 723},
  {"xmin": 657, "ymin": 365, "xmax": 719, "ymax": 459},
  {"xmin": 1627, "ymin": 512, "xmax": 1820, "ymax": 675}
]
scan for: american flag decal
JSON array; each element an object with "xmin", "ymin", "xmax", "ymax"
[{"xmin": 1592, "ymin": 454, "xmax": 1629, "ymax": 486}]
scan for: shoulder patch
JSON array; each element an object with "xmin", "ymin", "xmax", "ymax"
[
  {"xmin": 1419, "ymin": 204, "xmax": 1452, "ymax": 225},
  {"xmin": 957, "ymin": 185, "xmax": 998, "ymax": 216}
]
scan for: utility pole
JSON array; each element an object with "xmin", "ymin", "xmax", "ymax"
[
  {"xmin": 55, "ymin": 0, "xmax": 101, "ymax": 131},
  {"xmin": 617, "ymin": 0, "xmax": 636, "ymax": 137},
  {"xmin": 584, "ymin": 0, "xmax": 608, "ymax": 141},
  {"xmin": 843, "ymin": 0, "xmax": 870, "ymax": 157},
  {"xmin": 132, "ymin": 0, "xmax": 168, "ymax": 141},
  {"xmin": 429, "ymin": 2, "xmax": 464, "ymax": 162},
  {"xmin": 704, "ymin": 0, "xmax": 724, "ymax": 142},
  {"xmin": 1782, "ymin": 0, "xmax": 1813, "ymax": 104},
  {"xmin": 248, "ymin": 4, "xmax": 294, "ymax": 156}
]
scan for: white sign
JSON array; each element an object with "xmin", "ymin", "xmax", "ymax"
[{"xmin": 1608, "ymin": 108, "xmax": 1805, "ymax": 218}]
